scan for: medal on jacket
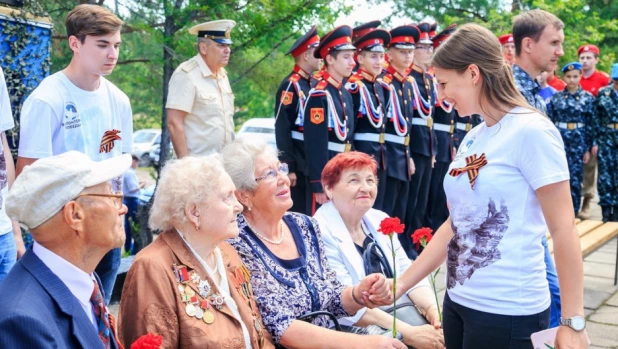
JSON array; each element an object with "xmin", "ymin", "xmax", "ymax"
[{"xmin": 173, "ymin": 263, "xmax": 223, "ymax": 324}]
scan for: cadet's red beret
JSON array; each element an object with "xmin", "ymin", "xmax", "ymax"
[
  {"xmin": 498, "ymin": 33, "xmax": 513, "ymax": 45},
  {"xmin": 577, "ymin": 44, "xmax": 600, "ymax": 57}
]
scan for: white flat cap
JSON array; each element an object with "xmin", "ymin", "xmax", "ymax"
[
  {"xmin": 6, "ymin": 151, "xmax": 132, "ymax": 230},
  {"xmin": 189, "ymin": 19, "xmax": 236, "ymax": 44}
]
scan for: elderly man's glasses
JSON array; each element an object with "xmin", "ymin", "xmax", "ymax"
[
  {"xmin": 75, "ymin": 193, "xmax": 125, "ymax": 210},
  {"xmin": 256, "ymin": 163, "xmax": 289, "ymax": 182}
]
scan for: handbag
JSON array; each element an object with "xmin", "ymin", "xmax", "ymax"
[{"xmin": 362, "ymin": 240, "xmax": 430, "ymax": 327}]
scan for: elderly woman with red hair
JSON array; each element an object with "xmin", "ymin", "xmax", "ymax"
[{"xmin": 314, "ymin": 152, "xmax": 445, "ymax": 349}]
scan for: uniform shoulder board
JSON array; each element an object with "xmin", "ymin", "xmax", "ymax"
[
  {"xmin": 406, "ymin": 76, "xmax": 414, "ymax": 83},
  {"xmin": 382, "ymin": 74, "xmax": 393, "ymax": 85},
  {"xmin": 181, "ymin": 59, "xmax": 199, "ymax": 73},
  {"xmin": 313, "ymin": 71, "xmax": 325, "ymax": 80},
  {"xmin": 315, "ymin": 80, "xmax": 328, "ymax": 91},
  {"xmin": 347, "ymin": 72, "xmax": 362, "ymax": 84},
  {"xmin": 289, "ymin": 73, "xmax": 301, "ymax": 83}
]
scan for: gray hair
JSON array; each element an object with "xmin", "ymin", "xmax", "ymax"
[
  {"xmin": 149, "ymin": 154, "xmax": 226, "ymax": 231},
  {"xmin": 222, "ymin": 136, "xmax": 278, "ymax": 192}
]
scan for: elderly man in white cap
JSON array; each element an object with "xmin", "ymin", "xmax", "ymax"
[
  {"xmin": 0, "ymin": 151, "xmax": 130, "ymax": 349},
  {"xmin": 166, "ymin": 19, "xmax": 237, "ymax": 157}
]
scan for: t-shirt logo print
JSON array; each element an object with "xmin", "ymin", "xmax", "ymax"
[
  {"xmin": 446, "ymin": 197, "xmax": 510, "ymax": 289},
  {"xmin": 63, "ymin": 102, "xmax": 82, "ymax": 129},
  {"xmin": 99, "ymin": 129, "xmax": 122, "ymax": 153}
]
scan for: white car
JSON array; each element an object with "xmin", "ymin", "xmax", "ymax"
[
  {"xmin": 237, "ymin": 118, "xmax": 276, "ymax": 148},
  {"xmin": 132, "ymin": 128, "xmax": 161, "ymax": 166}
]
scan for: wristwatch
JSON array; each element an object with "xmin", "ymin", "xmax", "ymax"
[{"xmin": 559, "ymin": 316, "xmax": 586, "ymax": 331}]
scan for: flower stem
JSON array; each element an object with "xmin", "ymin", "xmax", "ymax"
[
  {"xmin": 389, "ymin": 234, "xmax": 397, "ymax": 338},
  {"xmin": 430, "ymin": 271, "xmax": 442, "ymax": 322}
]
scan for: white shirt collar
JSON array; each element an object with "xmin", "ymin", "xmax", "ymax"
[{"xmin": 32, "ymin": 242, "xmax": 96, "ymax": 310}]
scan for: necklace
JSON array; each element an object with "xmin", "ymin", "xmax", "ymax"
[{"xmin": 246, "ymin": 218, "xmax": 284, "ymax": 244}]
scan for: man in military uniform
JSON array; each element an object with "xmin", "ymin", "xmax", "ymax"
[
  {"xmin": 346, "ymin": 27, "xmax": 390, "ymax": 210},
  {"xmin": 404, "ymin": 22, "xmax": 437, "ymax": 259},
  {"xmin": 593, "ymin": 64, "xmax": 618, "ymax": 222},
  {"xmin": 381, "ymin": 25, "xmax": 419, "ymax": 228},
  {"xmin": 498, "ymin": 33, "xmax": 515, "ymax": 65},
  {"xmin": 424, "ymin": 24, "xmax": 458, "ymax": 233},
  {"xmin": 548, "ymin": 62, "xmax": 595, "ymax": 216},
  {"xmin": 274, "ymin": 26, "xmax": 321, "ymax": 215},
  {"xmin": 167, "ymin": 20, "xmax": 236, "ymax": 157},
  {"xmin": 578, "ymin": 44, "xmax": 611, "ymax": 218},
  {"xmin": 302, "ymin": 26, "xmax": 356, "ymax": 214}
]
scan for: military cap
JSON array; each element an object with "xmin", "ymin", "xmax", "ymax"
[
  {"xmin": 352, "ymin": 20, "xmax": 381, "ymax": 41},
  {"xmin": 578, "ymin": 44, "xmax": 600, "ymax": 57},
  {"xmin": 314, "ymin": 25, "xmax": 355, "ymax": 59},
  {"xmin": 354, "ymin": 28, "xmax": 390, "ymax": 53},
  {"xmin": 498, "ymin": 33, "xmax": 513, "ymax": 45},
  {"xmin": 429, "ymin": 22, "xmax": 438, "ymax": 39},
  {"xmin": 432, "ymin": 23, "xmax": 457, "ymax": 49},
  {"xmin": 189, "ymin": 20, "xmax": 236, "ymax": 45},
  {"xmin": 288, "ymin": 25, "xmax": 320, "ymax": 58},
  {"xmin": 416, "ymin": 22, "xmax": 433, "ymax": 45},
  {"xmin": 388, "ymin": 25, "xmax": 420, "ymax": 49},
  {"xmin": 561, "ymin": 62, "xmax": 582, "ymax": 73},
  {"xmin": 611, "ymin": 63, "xmax": 618, "ymax": 80}
]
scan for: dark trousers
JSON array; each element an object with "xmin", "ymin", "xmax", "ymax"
[
  {"xmin": 290, "ymin": 172, "xmax": 307, "ymax": 215},
  {"xmin": 401, "ymin": 153, "xmax": 432, "ymax": 259},
  {"xmin": 424, "ymin": 161, "xmax": 450, "ymax": 232},
  {"xmin": 95, "ymin": 248, "xmax": 121, "ymax": 305},
  {"xmin": 373, "ymin": 168, "xmax": 388, "ymax": 212},
  {"xmin": 381, "ymin": 176, "xmax": 410, "ymax": 222},
  {"xmin": 123, "ymin": 197, "xmax": 139, "ymax": 254},
  {"xmin": 305, "ymin": 177, "xmax": 322, "ymax": 215},
  {"xmin": 443, "ymin": 292, "xmax": 550, "ymax": 349}
]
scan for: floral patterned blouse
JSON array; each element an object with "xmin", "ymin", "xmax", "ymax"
[{"xmin": 228, "ymin": 212, "xmax": 349, "ymax": 343}]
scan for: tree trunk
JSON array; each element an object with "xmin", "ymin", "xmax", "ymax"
[{"xmin": 511, "ymin": 0, "xmax": 521, "ymax": 13}]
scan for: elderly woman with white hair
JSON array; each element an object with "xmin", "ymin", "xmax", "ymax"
[
  {"xmin": 118, "ymin": 155, "xmax": 274, "ymax": 349},
  {"xmin": 223, "ymin": 137, "xmax": 406, "ymax": 349}
]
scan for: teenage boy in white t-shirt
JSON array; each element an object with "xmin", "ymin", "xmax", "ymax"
[{"xmin": 16, "ymin": 4, "xmax": 133, "ymax": 304}]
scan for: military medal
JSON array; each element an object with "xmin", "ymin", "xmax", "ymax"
[
  {"xmin": 198, "ymin": 280, "xmax": 211, "ymax": 298},
  {"xmin": 194, "ymin": 307, "xmax": 204, "ymax": 320},
  {"xmin": 178, "ymin": 284, "xmax": 185, "ymax": 294},
  {"xmin": 185, "ymin": 303, "xmax": 197, "ymax": 317},
  {"xmin": 184, "ymin": 286, "xmax": 196, "ymax": 298},
  {"xmin": 203, "ymin": 310, "xmax": 215, "ymax": 324}
]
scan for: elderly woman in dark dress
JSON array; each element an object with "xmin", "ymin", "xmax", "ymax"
[{"xmin": 223, "ymin": 137, "xmax": 406, "ymax": 349}]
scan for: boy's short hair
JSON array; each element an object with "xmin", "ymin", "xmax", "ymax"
[
  {"xmin": 131, "ymin": 154, "xmax": 139, "ymax": 162},
  {"xmin": 65, "ymin": 4, "xmax": 124, "ymax": 43},
  {"xmin": 512, "ymin": 9, "xmax": 564, "ymax": 56}
]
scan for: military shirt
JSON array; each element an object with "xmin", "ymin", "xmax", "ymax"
[
  {"xmin": 166, "ymin": 54, "xmax": 235, "ymax": 155},
  {"xmin": 548, "ymin": 87, "xmax": 595, "ymax": 151},
  {"xmin": 594, "ymin": 86, "xmax": 618, "ymax": 148},
  {"xmin": 512, "ymin": 64, "xmax": 546, "ymax": 114},
  {"xmin": 274, "ymin": 65, "xmax": 312, "ymax": 173},
  {"xmin": 302, "ymin": 72, "xmax": 355, "ymax": 193},
  {"xmin": 409, "ymin": 66, "xmax": 438, "ymax": 157}
]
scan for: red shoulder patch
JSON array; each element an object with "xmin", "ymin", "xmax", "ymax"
[
  {"xmin": 347, "ymin": 72, "xmax": 362, "ymax": 83},
  {"xmin": 310, "ymin": 108, "xmax": 325, "ymax": 125},
  {"xmin": 382, "ymin": 74, "xmax": 393, "ymax": 84},
  {"xmin": 315, "ymin": 80, "xmax": 328, "ymax": 91},
  {"xmin": 289, "ymin": 73, "xmax": 301, "ymax": 83},
  {"xmin": 281, "ymin": 91, "xmax": 293, "ymax": 105}
]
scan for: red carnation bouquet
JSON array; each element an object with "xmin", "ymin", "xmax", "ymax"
[
  {"xmin": 411, "ymin": 227, "xmax": 442, "ymax": 322},
  {"xmin": 131, "ymin": 333, "xmax": 163, "ymax": 349},
  {"xmin": 378, "ymin": 217, "xmax": 405, "ymax": 338}
]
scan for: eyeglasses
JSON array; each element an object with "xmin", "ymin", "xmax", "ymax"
[
  {"xmin": 255, "ymin": 163, "xmax": 289, "ymax": 183},
  {"xmin": 75, "ymin": 193, "xmax": 125, "ymax": 210}
]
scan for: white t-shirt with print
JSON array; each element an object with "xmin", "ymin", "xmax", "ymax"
[
  {"xmin": 443, "ymin": 107, "xmax": 569, "ymax": 316},
  {"xmin": 18, "ymin": 72, "xmax": 133, "ymax": 162}
]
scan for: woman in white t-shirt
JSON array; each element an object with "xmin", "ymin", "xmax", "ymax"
[{"xmin": 390, "ymin": 24, "xmax": 589, "ymax": 349}]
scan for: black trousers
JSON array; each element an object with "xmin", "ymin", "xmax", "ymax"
[
  {"xmin": 424, "ymin": 161, "xmax": 450, "ymax": 232},
  {"xmin": 381, "ymin": 176, "xmax": 410, "ymax": 222},
  {"xmin": 373, "ymin": 167, "xmax": 388, "ymax": 212},
  {"xmin": 400, "ymin": 153, "xmax": 432, "ymax": 259},
  {"xmin": 290, "ymin": 172, "xmax": 308, "ymax": 215},
  {"xmin": 443, "ymin": 292, "xmax": 550, "ymax": 349}
]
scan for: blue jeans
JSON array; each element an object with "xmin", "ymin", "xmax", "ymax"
[
  {"xmin": 123, "ymin": 197, "xmax": 139, "ymax": 254},
  {"xmin": 542, "ymin": 235, "xmax": 561, "ymax": 327},
  {"xmin": 0, "ymin": 232, "xmax": 16, "ymax": 282},
  {"xmin": 95, "ymin": 247, "xmax": 121, "ymax": 305},
  {"xmin": 443, "ymin": 292, "xmax": 550, "ymax": 349}
]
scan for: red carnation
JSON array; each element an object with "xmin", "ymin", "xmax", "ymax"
[
  {"xmin": 378, "ymin": 217, "xmax": 405, "ymax": 236},
  {"xmin": 411, "ymin": 227, "xmax": 433, "ymax": 250},
  {"xmin": 131, "ymin": 333, "xmax": 163, "ymax": 349}
]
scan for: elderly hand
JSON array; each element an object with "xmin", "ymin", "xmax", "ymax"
[
  {"xmin": 423, "ymin": 304, "xmax": 442, "ymax": 329},
  {"xmin": 555, "ymin": 327, "xmax": 589, "ymax": 349},
  {"xmin": 402, "ymin": 324, "xmax": 444, "ymax": 349},
  {"xmin": 365, "ymin": 336, "xmax": 407, "ymax": 349},
  {"xmin": 358, "ymin": 273, "xmax": 392, "ymax": 308}
]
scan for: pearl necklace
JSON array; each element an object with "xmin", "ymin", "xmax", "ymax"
[{"xmin": 245, "ymin": 218, "xmax": 284, "ymax": 245}]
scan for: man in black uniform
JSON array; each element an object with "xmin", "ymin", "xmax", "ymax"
[
  {"xmin": 404, "ymin": 22, "xmax": 438, "ymax": 259},
  {"xmin": 303, "ymin": 25, "xmax": 356, "ymax": 214},
  {"xmin": 424, "ymin": 24, "xmax": 458, "ymax": 233},
  {"xmin": 381, "ymin": 25, "xmax": 420, "ymax": 241},
  {"xmin": 274, "ymin": 26, "xmax": 321, "ymax": 215},
  {"xmin": 346, "ymin": 28, "xmax": 391, "ymax": 210}
]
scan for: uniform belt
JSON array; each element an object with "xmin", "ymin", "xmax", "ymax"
[
  {"xmin": 556, "ymin": 122, "xmax": 585, "ymax": 130},
  {"xmin": 433, "ymin": 123, "xmax": 454, "ymax": 133},
  {"xmin": 291, "ymin": 131, "xmax": 304, "ymax": 141},
  {"xmin": 328, "ymin": 142, "xmax": 352, "ymax": 152},
  {"xmin": 354, "ymin": 133, "xmax": 385, "ymax": 143},
  {"xmin": 456, "ymin": 122, "xmax": 473, "ymax": 132},
  {"xmin": 607, "ymin": 123, "xmax": 618, "ymax": 129},
  {"xmin": 411, "ymin": 117, "xmax": 433, "ymax": 128}
]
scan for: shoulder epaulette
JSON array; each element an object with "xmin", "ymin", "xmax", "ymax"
[
  {"xmin": 406, "ymin": 76, "xmax": 414, "ymax": 83},
  {"xmin": 315, "ymin": 80, "xmax": 328, "ymax": 91},
  {"xmin": 181, "ymin": 59, "xmax": 199, "ymax": 73},
  {"xmin": 382, "ymin": 74, "xmax": 393, "ymax": 85},
  {"xmin": 313, "ymin": 71, "xmax": 325, "ymax": 80},
  {"xmin": 289, "ymin": 73, "xmax": 301, "ymax": 83},
  {"xmin": 347, "ymin": 72, "xmax": 362, "ymax": 84}
]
